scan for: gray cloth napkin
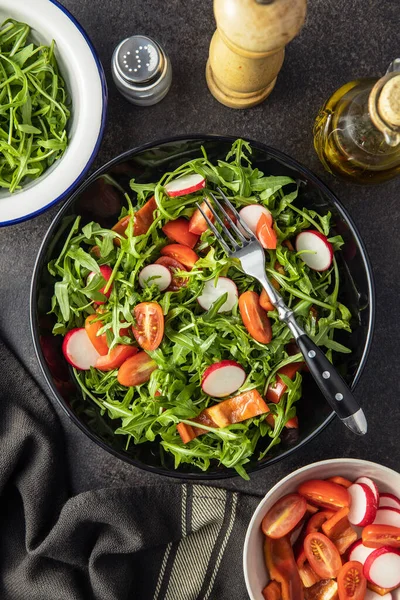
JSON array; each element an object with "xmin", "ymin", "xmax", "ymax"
[{"xmin": 0, "ymin": 337, "xmax": 262, "ymax": 600}]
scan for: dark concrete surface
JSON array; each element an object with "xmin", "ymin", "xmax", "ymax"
[{"xmin": 0, "ymin": 0, "xmax": 399, "ymax": 495}]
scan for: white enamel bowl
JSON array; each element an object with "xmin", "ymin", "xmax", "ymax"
[
  {"xmin": 243, "ymin": 458, "xmax": 400, "ymax": 600},
  {"xmin": 0, "ymin": 0, "xmax": 107, "ymax": 226}
]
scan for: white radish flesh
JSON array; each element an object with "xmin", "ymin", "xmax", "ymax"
[
  {"xmin": 202, "ymin": 360, "xmax": 246, "ymax": 398},
  {"xmin": 197, "ymin": 277, "xmax": 238, "ymax": 313},
  {"xmin": 373, "ymin": 507, "xmax": 400, "ymax": 528},
  {"xmin": 62, "ymin": 328, "xmax": 100, "ymax": 370},
  {"xmin": 295, "ymin": 230, "xmax": 333, "ymax": 272},
  {"xmin": 238, "ymin": 204, "xmax": 272, "ymax": 234},
  {"xmin": 139, "ymin": 264, "xmax": 171, "ymax": 291},
  {"xmin": 364, "ymin": 547, "xmax": 400, "ymax": 588},
  {"xmin": 164, "ymin": 174, "xmax": 205, "ymax": 197},
  {"xmin": 348, "ymin": 483, "xmax": 377, "ymax": 527},
  {"xmin": 379, "ymin": 493, "xmax": 400, "ymax": 510},
  {"xmin": 356, "ymin": 477, "xmax": 380, "ymax": 504},
  {"xmin": 365, "ymin": 589, "xmax": 392, "ymax": 600},
  {"xmin": 348, "ymin": 539, "xmax": 375, "ymax": 565}
]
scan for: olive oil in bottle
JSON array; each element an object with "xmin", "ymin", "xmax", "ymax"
[{"xmin": 313, "ymin": 61, "xmax": 400, "ymax": 184}]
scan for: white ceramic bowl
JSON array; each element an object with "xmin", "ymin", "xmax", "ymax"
[
  {"xmin": 0, "ymin": 0, "xmax": 107, "ymax": 226},
  {"xmin": 244, "ymin": 459, "xmax": 400, "ymax": 600}
]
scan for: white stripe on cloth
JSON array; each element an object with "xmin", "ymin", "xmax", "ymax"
[
  {"xmin": 153, "ymin": 541, "xmax": 172, "ymax": 600},
  {"xmin": 163, "ymin": 486, "xmax": 227, "ymax": 600}
]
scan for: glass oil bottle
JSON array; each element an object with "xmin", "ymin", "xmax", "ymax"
[{"xmin": 313, "ymin": 60, "xmax": 400, "ymax": 184}]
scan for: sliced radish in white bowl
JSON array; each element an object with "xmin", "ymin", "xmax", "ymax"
[
  {"xmin": 197, "ymin": 277, "xmax": 238, "ymax": 312},
  {"xmin": 238, "ymin": 205, "xmax": 272, "ymax": 234},
  {"xmin": 374, "ymin": 507, "xmax": 400, "ymax": 528},
  {"xmin": 295, "ymin": 230, "xmax": 333, "ymax": 272},
  {"xmin": 379, "ymin": 493, "xmax": 400, "ymax": 510},
  {"xmin": 356, "ymin": 477, "xmax": 380, "ymax": 504},
  {"xmin": 348, "ymin": 482, "xmax": 378, "ymax": 527},
  {"xmin": 138, "ymin": 264, "xmax": 171, "ymax": 291},
  {"xmin": 62, "ymin": 328, "xmax": 100, "ymax": 370},
  {"xmin": 349, "ymin": 539, "xmax": 375, "ymax": 565},
  {"xmin": 164, "ymin": 173, "xmax": 205, "ymax": 197},
  {"xmin": 365, "ymin": 589, "xmax": 393, "ymax": 600},
  {"xmin": 364, "ymin": 547, "xmax": 400, "ymax": 588},
  {"xmin": 202, "ymin": 360, "xmax": 246, "ymax": 398}
]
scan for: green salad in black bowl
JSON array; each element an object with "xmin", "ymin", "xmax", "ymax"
[{"xmin": 30, "ymin": 136, "xmax": 375, "ymax": 479}]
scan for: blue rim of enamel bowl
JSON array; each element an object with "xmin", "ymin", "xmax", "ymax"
[{"xmin": 0, "ymin": 0, "xmax": 108, "ymax": 227}]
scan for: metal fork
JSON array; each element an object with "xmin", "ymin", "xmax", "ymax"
[{"xmin": 197, "ymin": 188, "xmax": 367, "ymax": 435}]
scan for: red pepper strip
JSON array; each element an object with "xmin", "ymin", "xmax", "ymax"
[
  {"xmin": 264, "ymin": 536, "xmax": 304, "ymax": 600},
  {"xmin": 266, "ymin": 363, "xmax": 303, "ymax": 403}
]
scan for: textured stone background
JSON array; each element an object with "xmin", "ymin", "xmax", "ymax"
[{"xmin": 0, "ymin": 0, "xmax": 399, "ymax": 494}]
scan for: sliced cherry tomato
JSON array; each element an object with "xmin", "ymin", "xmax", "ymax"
[
  {"xmin": 260, "ymin": 288, "xmax": 275, "ymax": 312},
  {"xmin": 257, "ymin": 213, "xmax": 277, "ymax": 249},
  {"xmin": 112, "ymin": 196, "xmax": 157, "ymax": 245},
  {"xmin": 262, "ymin": 580, "xmax": 282, "ymax": 600},
  {"xmin": 264, "ymin": 536, "xmax": 303, "ymax": 600},
  {"xmin": 112, "ymin": 214, "xmax": 131, "ymax": 246},
  {"xmin": 90, "ymin": 245, "xmax": 101, "ymax": 258},
  {"xmin": 298, "ymin": 479, "xmax": 350, "ymax": 510},
  {"xmin": 85, "ymin": 314, "xmax": 108, "ymax": 355},
  {"xmin": 266, "ymin": 363, "xmax": 303, "ymax": 403},
  {"xmin": 95, "ymin": 345, "xmax": 138, "ymax": 371},
  {"xmin": 189, "ymin": 200, "xmax": 214, "ymax": 235},
  {"xmin": 362, "ymin": 524, "xmax": 400, "ymax": 549},
  {"xmin": 155, "ymin": 256, "xmax": 188, "ymax": 290},
  {"xmin": 162, "ymin": 217, "xmax": 199, "ymax": 249},
  {"xmin": 239, "ymin": 291, "xmax": 272, "ymax": 344},
  {"xmin": 327, "ymin": 476, "xmax": 353, "ymax": 489},
  {"xmin": 285, "ymin": 416, "xmax": 299, "ymax": 429},
  {"xmin": 261, "ymin": 493, "xmax": 307, "ymax": 539},
  {"xmin": 117, "ymin": 351, "xmax": 157, "ymax": 386},
  {"xmin": 160, "ymin": 243, "xmax": 199, "ymax": 269},
  {"xmin": 306, "ymin": 511, "xmax": 335, "ymax": 535},
  {"xmin": 322, "ymin": 507, "xmax": 350, "ymax": 540},
  {"xmin": 132, "ymin": 302, "xmax": 164, "ymax": 351},
  {"xmin": 304, "ymin": 532, "xmax": 342, "ymax": 579},
  {"xmin": 337, "ymin": 561, "xmax": 366, "ymax": 600}
]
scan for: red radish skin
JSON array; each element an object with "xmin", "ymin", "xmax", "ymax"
[
  {"xmin": 164, "ymin": 174, "xmax": 205, "ymax": 197},
  {"xmin": 295, "ymin": 230, "xmax": 333, "ymax": 272},
  {"xmin": 373, "ymin": 507, "xmax": 400, "ymax": 528},
  {"xmin": 364, "ymin": 547, "xmax": 400, "ymax": 588},
  {"xmin": 348, "ymin": 483, "xmax": 378, "ymax": 527},
  {"xmin": 349, "ymin": 539, "xmax": 375, "ymax": 565},
  {"xmin": 201, "ymin": 360, "xmax": 246, "ymax": 398},
  {"xmin": 138, "ymin": 264, "xmax": 172, "ymax": 291},
  {"xmin": 356, "ymin": 477, "xmax": 380, "ymax": 504},
  {"xmin": 62, "ymin": 328, "xmax": 100, "ymax": 370},
  {"xmin": 379, "ymin": 493, "xmax": 400, "ymax": 510},
  {"xmin": 238, "ymin": 204, "xmax": 272, "ymax": 234},
  {"xmin": 365, "ymin": 589, "xmax": 393, "ymax": 600},
  {"xmin": 87, "ymin": 265, "xmax": 113, "ymax": 304},
  {"xmin": 197, "ymin": 277, "xmax": 238, "ymax": 313}
]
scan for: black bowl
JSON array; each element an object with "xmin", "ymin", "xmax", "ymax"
[{"xmin": 30, "ymin": 135, "xmax": 375, "ymax": 479}]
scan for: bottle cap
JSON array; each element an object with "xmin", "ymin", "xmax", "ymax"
[
  {"xmin": 378, "ymin": 74, "xmax": 400, "ymax": 127},
  {"xmin": 111, "ymin": 35, "xmax": 172, "ymax": 106}
]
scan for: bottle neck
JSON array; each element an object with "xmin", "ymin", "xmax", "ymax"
[{"xmin": 369, "ymin": 73, "xmax": 400, "ymax": 147}]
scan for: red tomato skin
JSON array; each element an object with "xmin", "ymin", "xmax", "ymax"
[
  {"xmin": 95, "ymin": 345, "xmax": 138, "ymax": 371},
  {"xmin": 257, "ymin": 213, "xmax": 277, "ymax": 249},
  {"xmin": 261, "ymin": 493, "xmax": 307, "ymax": 539},
  {"xmin": 297, "ymin": 479, "xmax": 350, "ymax": 510},
  {"xmin": 132, "ymin": 302, "xmax": 164, "ymax": 352},
  {"xmin": 160, "ymin": 244, "xmax": 199, "ymax": 269},
  {"xmin": 155, "ymin": 256, "xmax": 188, "ymax": 290},
  {"xmin": 117, "ymin": 351, "xmax": 157, "ymax": 387},
  {"xmin": 362, "ymin": 524, "xmax": 400, "ymax": 549},
  {"xmin": 238, "ymin": 291, "xmax": 272, "ymax": 344},
  {"xmin": 189, "ymin": 201, "xmax": 214, "ymax": 235},
  {"xmin": 337, "ymin": 561, "xmax": 366, "ymax": 600},
  {"xmin": 304, "ymin": 532, "xmax": 342, "ymax": 579},
  {"xmin": 85, "ymin": 315, "xmax": 108, "ymax": 356},
  {"xmin": 266, "ymin": 363, "xmax": 303, "ymax": 403},
  {"xmin": 162, "ymin": 218, "xmax": 199, "ymax": 249}
]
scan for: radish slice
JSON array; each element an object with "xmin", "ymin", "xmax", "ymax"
[
  {"xmin": 62, "ymin": 328, "xmax": 100, "ymax": 370},
  {"xmin": 138, "ymin": 264, "xmax": 172, "ymax": 291},
  {"xmin": 164, "ymin": 174, "xmax": 205, "ymax": 197},
  {"xmin": 295, "ymin": 230, "xmax": 333, "ymax": 272},
  {"xmin": 87, "ymin": 264, "xmax": 113, "ymax": 304},
  {"xmin": 349, "ymin": 539, "xmax": 375, "ymax": 565},
  {"xmin": 238, "ymin": 204, "xmax": 272, "ymax": 234},
  {"xmin": 197, "ymin": 277, "xmax": 238, "ymax": 313},
  {"xmin": 373, "ymin": 507, "xmax": 400, "ymax": 528},
  {"xmin": 364, "ymin": 547, "xmax": 400, "ymax": 588},
  {"xmin": 356, "ymin": 477, "xmax": 380, "ymax": 504},
  {"xmin": 365, "ymin": 589, "xmax": 392, "ymax": 600},
  {"xmin": 201, "ymin": 360, "xmax": 246, "ymax": 398},
  {"xmin": 348, "ymin": 483, "xmax": 378, "ymax": 527},
  {"xmin": 379, "ymin": 493, "xmax": 400, "ymax": 510}
]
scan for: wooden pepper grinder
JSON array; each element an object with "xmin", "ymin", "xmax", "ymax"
[{"xmin": 206, "ymin": 0, "xmax": 307, "ymax": 109}]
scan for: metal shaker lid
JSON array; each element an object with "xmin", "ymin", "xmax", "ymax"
[
  {"xmin": 114, "ymin": 35, "xmax": 164, "ymax": 86},
  {"xmin": 379, "ymin": 75, "xmax": 400, "ymax": 128}
]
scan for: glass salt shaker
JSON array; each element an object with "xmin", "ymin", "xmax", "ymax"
[{"xmin": 111, "ymin": 35, "xmax": 172, "ymax": 106}]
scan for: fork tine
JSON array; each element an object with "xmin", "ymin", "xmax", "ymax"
[
  {"xmin": 216, "ymin": 187, "xmax": 256, "ymax": 239},
  {"xmin": 196, "ymin": 203, "xmax": 231, "ymax": 255},
  {"xmin": 202, "ymin": 197, "xmax": 241, "ymax": 249},
  {"xmin": 208, "ymin": 191, "xmax": 250, "ymax": 245}
]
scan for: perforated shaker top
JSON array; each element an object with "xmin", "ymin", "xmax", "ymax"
[{"xmin": 115, "ymin": 36, "xmax": 163, "ymax": 85}]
